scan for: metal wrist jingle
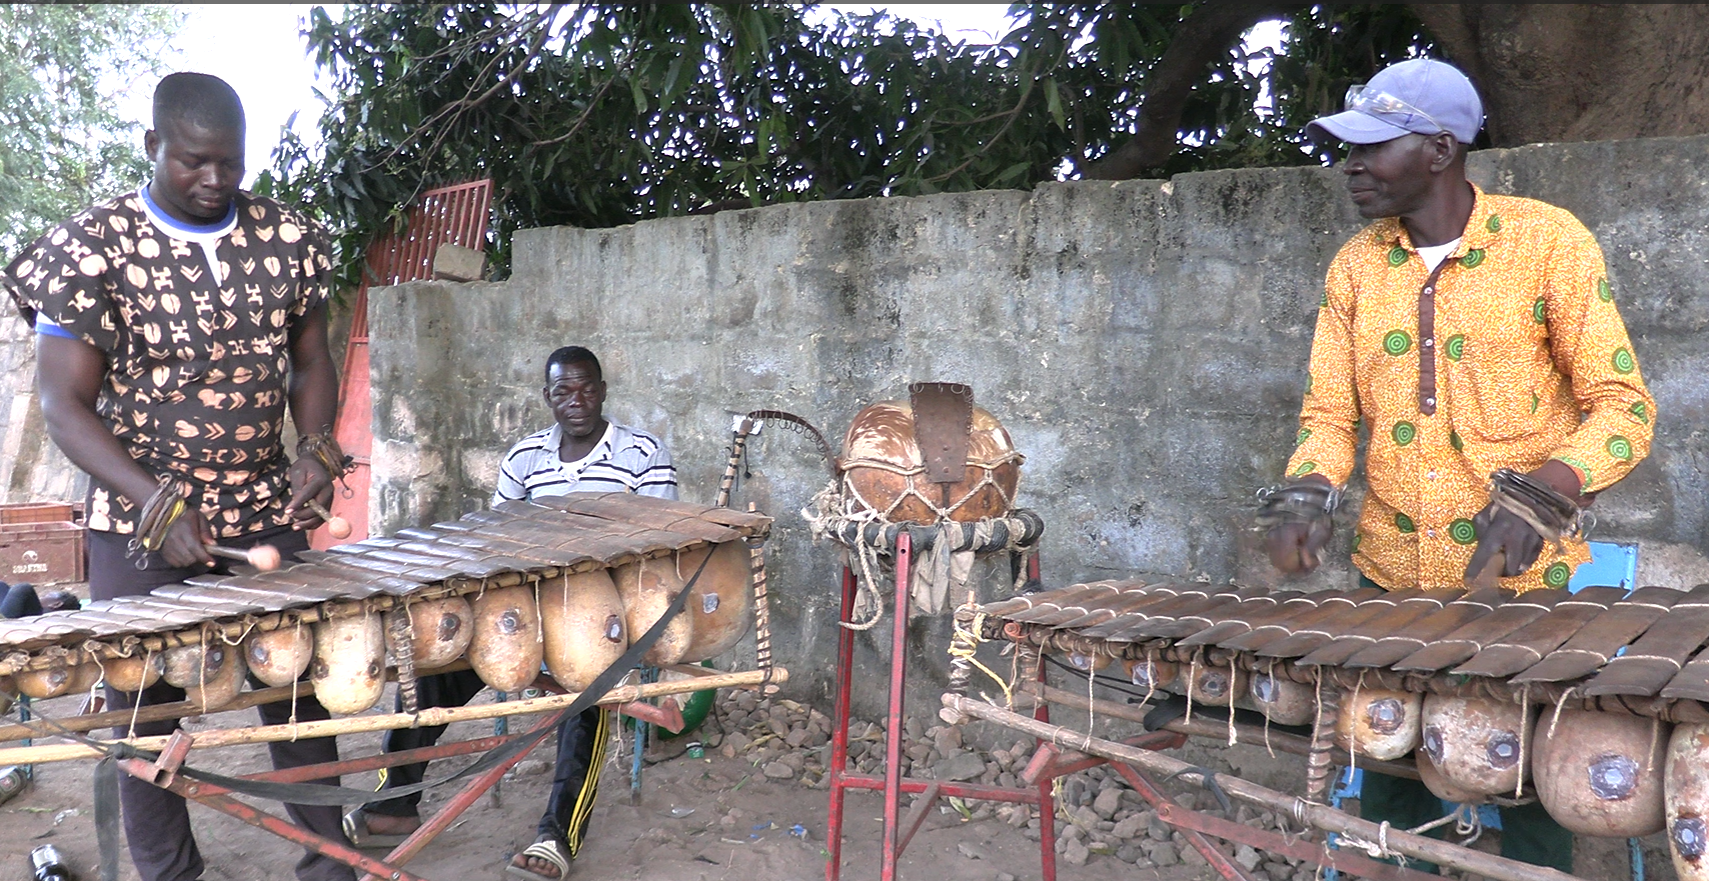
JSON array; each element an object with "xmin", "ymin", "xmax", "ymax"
[
  {"xmin": 298, "ymin": 432, "xmax": 355, "ymax": 478},
  {"xmin": 1488, "ymin": 468, "xmax": 1581, "ymax": 538},
  {"xmin": 299, "ymin": 431, "xmax": 357, "ymax": 500},
  {"xmin": 1491, "ymin": 468, "xmax": 1580, "ymax": 524},
  {"xmin": 134, "ymin": 477, "xmax": 191, "ymax": 555},
  {"xmin": 1255, "ymin": 481, "xmax": 1341, "ymax": 528}
]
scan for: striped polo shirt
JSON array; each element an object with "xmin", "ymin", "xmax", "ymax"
[{"xmin": 493, "ymin": 421, "xmax": 678, "ymax": 504}]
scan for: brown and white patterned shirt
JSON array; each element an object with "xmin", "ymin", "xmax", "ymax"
[{"xmin": 4, "ymin": 189, "xmax": 334, "ymax": 538}]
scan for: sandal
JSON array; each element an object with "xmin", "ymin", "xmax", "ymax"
[
  {"xmin": 504, "ymin": 835, "xmax": 570, "ymax": 880},
  {"xmin": 342, "ymin": 807, "xmax": 414, "ymax": 849}
]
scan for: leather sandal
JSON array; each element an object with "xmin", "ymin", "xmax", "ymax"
[{"xmin": 342, "ymin": 807, "xmax": 413, "ymax": 849}]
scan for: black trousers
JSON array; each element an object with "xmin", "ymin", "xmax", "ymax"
[
  {"xmin": 1360, "ymin": 771, "xmax": 1573, "ymax": 873},
  {"xmin": 1355, "ymin": 574, "xmax": 1572, "ymax": 874},
  {"xmin": 1, "ymin": 581, "xmax": 41, "ymax": 617},
  {"xmin": 91, "ymin": 527, "xmax": 355, "ymax": 881},
  {"xmin": 363, "ymin": 668, "xmax": 610, "ymax": 857}
]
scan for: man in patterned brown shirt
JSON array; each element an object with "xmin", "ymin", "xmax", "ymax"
[{"xmin": 5, "ymin": 73, "xmax": 353, "ymax": 881}]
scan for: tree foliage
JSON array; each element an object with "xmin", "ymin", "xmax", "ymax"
[
  {"xmin": 263, "ymin": 3, "xmax": 1439, "ymax": 289},
  {"xmin": 0, "ymin": 5, "xmax": 184, "ymax": 257}
]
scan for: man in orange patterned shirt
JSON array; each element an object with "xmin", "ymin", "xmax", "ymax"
[{"xmin": 1262, "ymin": 58, "xmax": 1656, "ymax": 873}]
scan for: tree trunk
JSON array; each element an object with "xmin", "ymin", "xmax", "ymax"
[
  {"xmin": 1413, "ymin": 4, "xmax": 1709, "ymax": 148},
  {"xmin": 1082, "ymin": 0, "xmax": 1282, "ymax": 180}
]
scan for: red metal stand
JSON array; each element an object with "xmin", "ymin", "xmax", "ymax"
[
  {"xmin": 115, "ymin": 708, "xmax": 567, "ymax": 881},
  {"xmin": 826, "ymin": 532, "xmax": 1057, "ymax": 881},
  {"xmin": 317, "ymin": 178, "xmax": 493, "ymax": 550},
  {"xmin": 105, "ymin": 683, "xmax": 686, "ymax": 881},
  {"xmin": 817, "ymin": 534, "xmax": 1448, "ymax": 881}
]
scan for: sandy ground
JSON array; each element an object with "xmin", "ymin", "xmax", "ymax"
[
  {"xmin": 0, "ymin": 685, "xmax": 1150, "ymax": 881},
  {"xmin": 1, "ymin": 680, "xmax": 1672, "ymax": 881}
]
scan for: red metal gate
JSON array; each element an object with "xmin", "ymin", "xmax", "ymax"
[{"xmin": 314, "ymin": 180, "xmax": 494, "ymax": 549}]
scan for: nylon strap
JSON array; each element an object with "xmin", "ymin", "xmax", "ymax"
[{"xmin": 95, "ymin": 755, "xmax": 122, "ymax": 881}]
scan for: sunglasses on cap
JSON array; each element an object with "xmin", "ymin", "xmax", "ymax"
[{"xmin": 1344, "ymin": 83, "xmax": 1447, "ymax": 136}]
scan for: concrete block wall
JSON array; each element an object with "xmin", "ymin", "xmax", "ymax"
[
  {"xmin": 0, "ymin": 317, "xmax": 85, "ymax": 506},
  {"xmin": 367, "ymin": 135, "xmax": 1709, "ymax": 714}
]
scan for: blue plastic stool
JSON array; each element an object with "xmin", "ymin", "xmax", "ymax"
[{"xmin": 1569, "ymin": 540, "xmax": 1638, "ymax": 592}]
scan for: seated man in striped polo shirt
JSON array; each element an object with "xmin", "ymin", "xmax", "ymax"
[
  {"xmin": 347, "ymin": 345, "xmax": 676, "ymax": 881},
  {"xmin": 492, "ymin": 345, "xmax": 678, "ymax": 502}
]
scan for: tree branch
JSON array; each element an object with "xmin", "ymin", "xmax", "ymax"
[
  {"xmin": 530, "ymin": 77, "xmax": 618, "ymax": 147},
  {"xmin": 1406, "ymin": 6, "xmax": 1489, "ymax": 89},
  {"xmin": 362, "ymin": 3, "xmax": 568, "ymax": 172},
  {"xmin": 924, "ymin": 78, "xmax": 1036, "ymax": 184},
  {"xmin": 1082, "ymin": 1, "xmax": 1283, "ymax": 181}
]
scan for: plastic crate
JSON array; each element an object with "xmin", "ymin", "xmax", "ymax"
[
  {"xmin": 1, "ymin": 502, "xmax": 75, "ymax": 525},
  {"xmin": 0, "ymin": 521, "xmax": 86, "ymax": 584}
]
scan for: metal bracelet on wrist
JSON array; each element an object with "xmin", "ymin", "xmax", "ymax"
[
  {"xmin": 1487, "ymin": 467, "xmax": 1586, "ymax": 549},
  {"xmin": 1254, "ymin": 480, "xmax": 1341, "ymax": 529},
  {"xmin": 132, "ymin": 477, "xmax": 189, "ymax": 556}
]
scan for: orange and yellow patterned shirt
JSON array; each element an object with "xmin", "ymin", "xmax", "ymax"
[{"xmin": 1286, "ymin": 185, "xmax": 1655, "ymax": 593}]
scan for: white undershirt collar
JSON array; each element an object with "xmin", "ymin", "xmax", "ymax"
[
  {"xmin": 139, "ymin": 186, "xmax": 238, "ymax": 284},
  {"xmin": 1415, "ymin": 237, "xmax": 1463, "ymax": 272}
]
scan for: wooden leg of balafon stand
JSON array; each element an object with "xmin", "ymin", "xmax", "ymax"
[
  {"xmin": 943, "ymin": 694, "xmax": 1588, "ymax": 881},
  {"xmin": 76, "ymin": 677, "xmax": 781, "ymax": 881},
  {"xmin": 632, "ymin": 665, "xmax": 656, "ymax": 805},
  {"xmin": 1022, "ymin": 551, "xmax": 1059, "ymax": 881},
  {"xmin": 177, "ymin": 778, "xmax": 434, "ymax": 881},
  {"xmin": 114, "ymin": 731, "xmax": 435, "ymax": 881},
  {"xmin": 1108, "ymin": 760, "xmax": 1436, "ymax": 881},
  {"xmin": 1017, "ymin": 732, "xmax": 1259, "ymax": 879},
  {"xmin": 361, "ymin": 707, "xmax": 571, "ymax": 881},
  {"xmin": 895, "ymin": 780, "xmax": 941, "ymax": 858},
  {"xmin": 490, "ymin": 691, "xmax": 508, "ymax": 809},
  {"xmin": 1018, "ymin": 736, "xmax": 1254, "ymax": 881}
]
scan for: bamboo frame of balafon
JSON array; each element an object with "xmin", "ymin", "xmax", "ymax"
[
  {"xmin": 0, "ymin": 666, "xmax": 786, "ymax": 766},
  {"xmin": 943, "ymin": 693, "xmax": 1581, "ymax": 881},
  {"xmin": 1013, "ymin": 681, "xmax": 1422, "ymax": 781},
  {"xmin": 0, "ymin": 661, "xmax": 481, "ymax": 744},
  {"xmin": 0, "ymin": 525, "xmax": 772, "ymax": 678},
  {"xmin": 993, "ymin": 624, "xmax": 1709, "ymax": 725}
]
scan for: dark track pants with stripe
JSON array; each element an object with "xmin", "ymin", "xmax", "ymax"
[
  {"xmin": 364, "ymin": 668, "xmax": 609, "ymax": 856},
  {"xmin": 1354, "ymin": 574, "xmax": 1572, "ymax": 874},
  {"xmin": 1359, "ymin": 771, "xmax": 1572, "ymax": 874},
  {"xmin": 91, "ymin": 527, "xmax": 354, "ymax": 881}
]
